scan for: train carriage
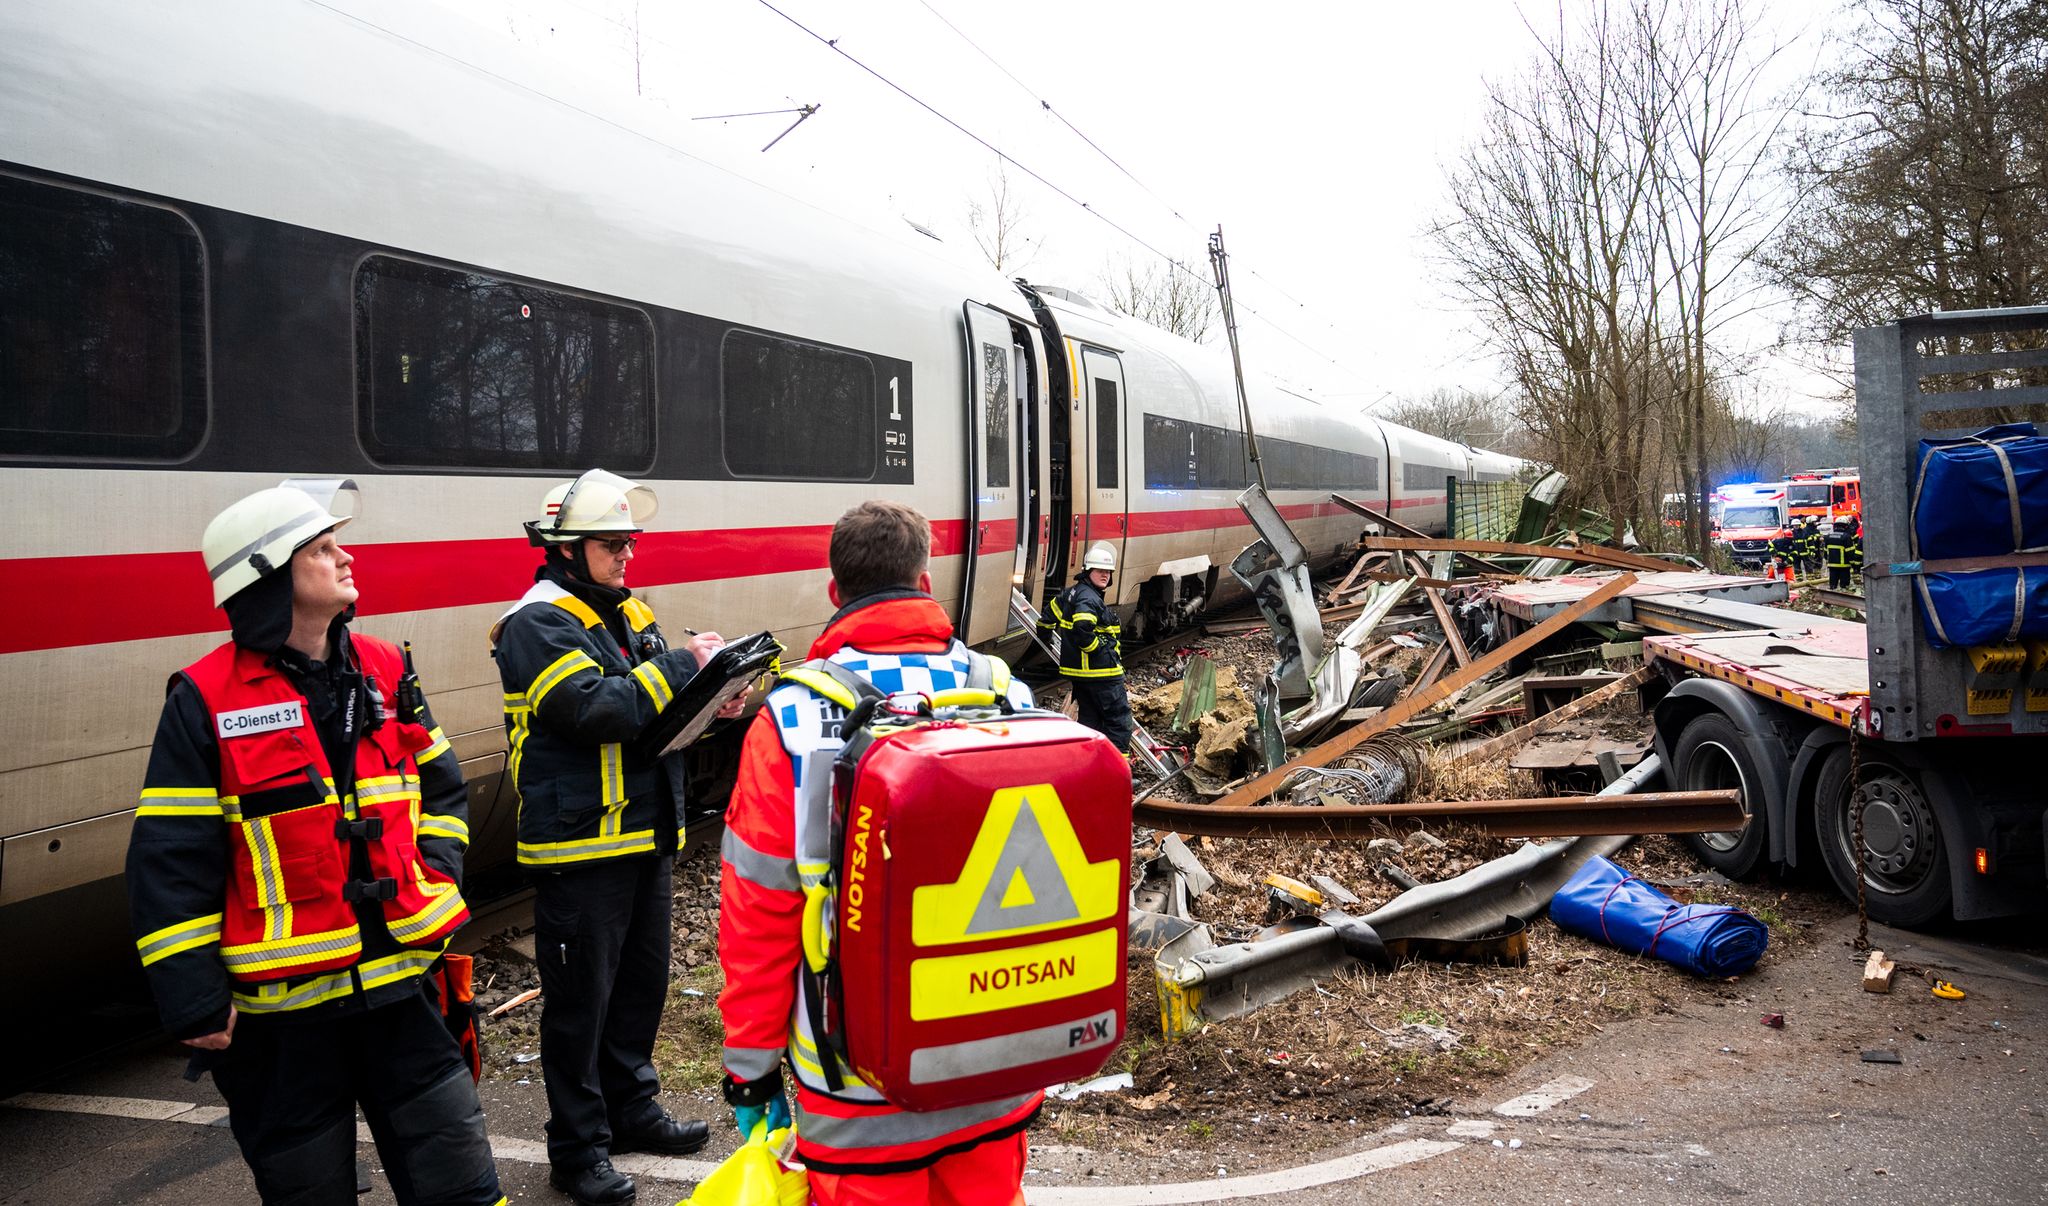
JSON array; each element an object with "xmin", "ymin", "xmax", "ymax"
[{"xmin": 0, "ymin": 0, "xmax": 1532, "ymax": 1026}]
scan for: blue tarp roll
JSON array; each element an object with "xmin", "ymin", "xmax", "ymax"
[{"xmin": 1549, "ymin": 856, "xmax": 1768, "ymax": 977}]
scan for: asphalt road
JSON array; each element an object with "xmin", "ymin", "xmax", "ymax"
[{"xmin": 3, "ymin": 917, "xmax": 2041, "ymax": 1205}]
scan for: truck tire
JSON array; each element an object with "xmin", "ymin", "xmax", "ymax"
[
  {"xmin": 1814, "ymin": 750, "xmax": 1952, "ymax": 927},
  {"xmin": 1672, "ymin": 712, "xmax": 1769, "ymax": 877}
]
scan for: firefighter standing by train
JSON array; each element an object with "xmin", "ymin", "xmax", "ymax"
[
  {"xmin": 126, "ymin": 482, "xmax": 504, "ymax": 1206},
  {"xmin": 1039, "ymin": 542, "xmax": 1134, "ymax": 752},
  {"xmin": 490, "ymin": 469, "xmax": 733, "ymax": 1206}
]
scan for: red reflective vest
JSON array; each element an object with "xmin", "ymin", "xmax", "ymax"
[{"xmin": 184, "ymin": 636, "xmax": 470, "ymax": 984}]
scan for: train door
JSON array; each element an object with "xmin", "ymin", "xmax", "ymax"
[
  {"xmin": 958, "ymin": 302, "xmax": 1022, "ymax": 645},
  {"xmin": 1076, "ymin": 346, "xmax": 1129, "ymax": 599}
]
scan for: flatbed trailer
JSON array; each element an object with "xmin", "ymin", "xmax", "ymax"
[{"xmin": 1638, "ymin": 309, "xmax": 2048, "ymax": 926}]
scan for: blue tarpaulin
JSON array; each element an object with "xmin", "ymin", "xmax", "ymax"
[
  {"xmin": 1912, "ymin": 423, "xmax": 2048, "ymax": 648},
  {"xmin": 1549, "ymin": 856, "xmax": 1768, "ymax": 977}
]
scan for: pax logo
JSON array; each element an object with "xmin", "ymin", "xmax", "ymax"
[{"xmin": 1067, "ymin": 1018, "xmax": 1112, "ymax": 1048}]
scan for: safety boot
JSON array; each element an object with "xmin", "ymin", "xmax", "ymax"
[
  {"xmin": 611, "ymin": 1110, "xmax": 711, "ymax": 1156},
  {"xmin": 549, "ymin": 1157, "xmax": 635, "ymax": 1206}
]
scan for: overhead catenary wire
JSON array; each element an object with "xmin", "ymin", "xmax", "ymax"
[
  {"xmin": 905, "ymin": 3, "xmax": 1351, "ymax": 348},
  {"xmin": 751, "ymin": 0, "xmax": 1370, "ymax": 386}
]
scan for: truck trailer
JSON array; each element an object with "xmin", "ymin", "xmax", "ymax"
[{"xmin": 1644, "ymin": 309, "xmax": 2048, "ymax": 926}]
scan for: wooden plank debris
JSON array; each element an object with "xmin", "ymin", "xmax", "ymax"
[
  {"xmin": 1862, "ymin": 949, "xmax": 1897, "ymax": 993},
  {"xmin": 1452, "ymin": 666, "xmax": 1656, "ymax": 767},
  {"xmin": 1330, "ymin": 494, "xmax": 1517, "ymax": 574},
  {"xmin": 1359, "ymin": 535, "xmax": 1680, "ymax": 576},
  {"xmin": 1407, "ymin": 555, "xmax": 1472, "ymax": 668},
  {"xmin": 1199, "ymin": 573, "xmax": 1638, "ymax": 810}
]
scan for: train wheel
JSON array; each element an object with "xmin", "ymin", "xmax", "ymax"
[
  {"xmin": 1814, "ymin": 751, "xmax": 1951, "ymax": 928},
  {"xmin": 1672, "ymin": 712, "xmax": 1769, "ymax": 877}
]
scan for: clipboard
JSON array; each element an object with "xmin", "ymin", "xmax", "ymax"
[{"xmin": 634, "ymin": 631, "xmax": 783, "ymax": 760}]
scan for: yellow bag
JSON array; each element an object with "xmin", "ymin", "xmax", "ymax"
[{"xmin": 680, "ymin": 1125, "xmax": 808, "ymax": 1206}]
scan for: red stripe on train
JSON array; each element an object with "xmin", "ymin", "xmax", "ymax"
[{"xmin": 0, "ymin": 498, "xmax": 1414, "ymax": 654}]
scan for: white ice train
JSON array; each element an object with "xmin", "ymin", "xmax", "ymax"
[{"xmin": 0, "ymin": 0, "xmax": 1531, "ymax": 1019}]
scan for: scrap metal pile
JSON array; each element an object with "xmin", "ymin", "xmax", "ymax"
[{"xmin": 1129, "ymin": 480, "xmax": 1772, "ymax": 1037}]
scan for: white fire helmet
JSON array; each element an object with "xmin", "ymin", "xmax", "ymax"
[
  {"xmin": 525, "ymin": 469, "xmax": 658, "ymax": 546},
  {"xmin": 201, "ymin": 478, "xmax": 359, "ymax": 607},
  {"xmin": 1083, "ymin": 542, "xmax": 1117, "ymax": 574}
]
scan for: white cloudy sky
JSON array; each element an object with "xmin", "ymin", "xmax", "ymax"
[{"xmin": 425, "ymin": 0, "xmax": 1848, "ymax": 416}]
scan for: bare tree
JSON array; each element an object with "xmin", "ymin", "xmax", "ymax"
[
  {"xmin": 1430, "ymin": 1, "xmax": 1789, "ymax": 542},
  {"xmin": 1377, "ymin": 387, "xmax": 1520, "ymax": 449},
  {"xmin": 965, "ymin": 162, "xmax": 1039, "ymax": 275},
  {"xmin": 1097, "ymin": 254, "xmax": 1217, "ymax": 343},
  {"xmin": 1771, "ymin": 0, "xmax": 2048, "ymax": 356}
]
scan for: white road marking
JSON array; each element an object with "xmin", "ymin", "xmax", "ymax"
[
  {"xmin": 1492, "ymin": 1075, "xmax": 1596, "ymax": 1117},
  {"xmin": 8, "ymin": 1080, "xmax": 1603, "ymax": 1203},
  {"xmin": 1022, "ymin": 1139, "xmax": 1462, "ymax": 1204},
  {"xmin": 4, "ymin": 1092, "xmax": 223, "ymax": 1125},
  {"xmin": 485, "ymin": 1134, "xmax": 724, "ymax": 1181}
]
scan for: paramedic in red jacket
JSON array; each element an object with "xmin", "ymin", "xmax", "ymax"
[{"xmin": 718, "ymin": 501, "xmax": 1039, "ymax": 1205}]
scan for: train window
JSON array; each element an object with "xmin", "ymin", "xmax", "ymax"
[
  {"xmin": 355, "ymin": 256, "xmax": 654, "ymax": 471},
  {"xmin": 1404, "ymin": 461, "xmax": 1453, "ymax": 491},
  {"xmin": 0, "ymin": 174, "xmax": 207, "ymax": 460},
  {"xmin": 1094, "ymin": 378, "xmax": 1119, "ymax": 489},
  {"xmin": 721, "ymin": 330, "xmax": 877, "ymax": 481},
  {"xmin": 1142, "ymin": 413, "xmax": 1378, "ymax": 492},
  {"xmin": 981, "ymin": 340, "xmax": 1010, "ymax": 488}
]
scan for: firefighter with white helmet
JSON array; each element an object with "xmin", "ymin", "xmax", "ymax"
[
  {"xmin": 490, "ymin": 468, "xmax": 724, "ymax": 1205},
  {"xmin": 1038, "ymin": 541, "xmax": 1134, "ymax": 751},
  {"xmin": 127, "ymin": 481, "xmax": 504, "ymax": 1205}
]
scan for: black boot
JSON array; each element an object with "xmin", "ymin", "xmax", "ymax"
[
  {"xmin": 612, "ymin": 1110, "xmax": 711, "ymax": 1156},
  {"xmin": 550, "ymin": 1158, "xmax": 636, "ymax": 1206}
]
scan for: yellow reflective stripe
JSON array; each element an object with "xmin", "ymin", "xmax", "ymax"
[
  {"xmin": 416, "ymin": 813, "xmax": 470, "ymax": 843},
  {"xmin": 599, "ymin": 743, "xmax": 625, "ymax": 811},
  {"xmin": 355, "ymin": 775, "xmax": 421, "ymax": 805},
  {"xmin": 781, "ymin": 668, "xmax": 859, "ymax": 710},
  {"xmin": 415, "ymin": 726, "xmax": 452, "ymax": 766},
  {"xmin": 385, "ymin": 885, "xmax": 467, "ymax": 945},
  {"xmin": 1059, "ymin": 665, "xmax": 1125, "ymax": 679},
  {"xmin": 245, "ymin": 818, "xmax": 289, "ymax": 935},
  {"xmin": 548, "ymin": 594, "xmax": 604, "ymax": 629},
  {"xmin": 136, "ymin": 913, "xmax": 223, "ymax": 965},
  {"xmin": 631, "ymin": 661, "xmax": 674, "ymax": 709},
  {"xmin": 527, "ymin": 649, "xmax": 599, "ymax": 711},
  {"xmin": 137, "ymin": 786, "xmax": 223, "ymax": 819},
  {"xmin": 517, "ymin": 829, "xmax": 659, "ymax": 866},
  {"xmin": 231, "ymin": 948, "xmax": 439, "ymax": 1013},
  {"xmin": 1069, "ymin": 611, "xmax": 1098, "ymax": 624},
  {"xmin": 219, "ymin": 924, "xmax": 363, "ymax": 974}
]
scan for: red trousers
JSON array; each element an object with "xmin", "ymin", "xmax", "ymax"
[{"xmin": 807, "ymin": 1130, "xmax": 1027, "ymax": 1206}]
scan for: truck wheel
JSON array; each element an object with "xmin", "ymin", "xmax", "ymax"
[
  {"xmin": 1814, "ymin": 752, "xmax": 1952, "ymax": 927},
  {"xmin": 1671, "ymin": 713, "xmax": 1769, "ymax": 877}
]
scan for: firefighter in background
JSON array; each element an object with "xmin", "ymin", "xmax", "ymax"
[
  {"xmin": 127, "ymin": 483, "xmax": 503, "ymax": 1206},
  {"xmin": 719, "ymin": 501, "xmax": 1041, "ymax": 1204},
  {"xmin": 1040, "ymin": 542, "xmax": 1133, "ymax": 751},
  {"xmin": 1848, "ymin": 519, "xmax": 1865, "ymax": 584},
  {"xmin": 1826, "ymin": 519, "xmax": 1854, "ymax": 589},
  {"xmin": 491, "ymin": 470, "xmax": 725, "ymax": 1206},
  {"xmin": 1770, "ymin": 528, "xmax": 1797, "ymax": 582},
  {"xmin": 1797, "ymin": 517, "xmax": 1824, "ymax": 578}
]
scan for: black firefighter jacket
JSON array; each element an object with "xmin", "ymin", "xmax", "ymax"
[
  {"xmin": 1041, "ymin": 576, "xmax": 1124, "ymax": 679},
  {"xmin": 491, "ymin": 567, "xmax": 702, "ymax": 868}
]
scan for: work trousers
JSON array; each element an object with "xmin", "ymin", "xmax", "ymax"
[
  {"xmin": 210, "ymin": 989, "xmax": 502, "ymax": 1206},
  {"xmin": 807, "ymin": 1130, "xmax": 1028, "ymax": 1206},
  {"xmin": 1068, "ymin": 676, "xmax": 1133, "ymax": 752},
  {"xmin": 531, "ymin": 852, "xmax": 674, "ymax": 1170},
  {"xmin": 1830, "ymin": 566, "xmax": 1851, "ymax": 589}
]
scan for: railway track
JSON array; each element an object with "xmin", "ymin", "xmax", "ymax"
[{"xmin": 1809, "ymin": 586, "xmax": 1867, "ymax": 614}]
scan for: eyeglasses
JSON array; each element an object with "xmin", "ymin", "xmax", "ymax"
[{"xmin": 592, "ymin": 536, "xmax": 638, "ymax": 555}]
